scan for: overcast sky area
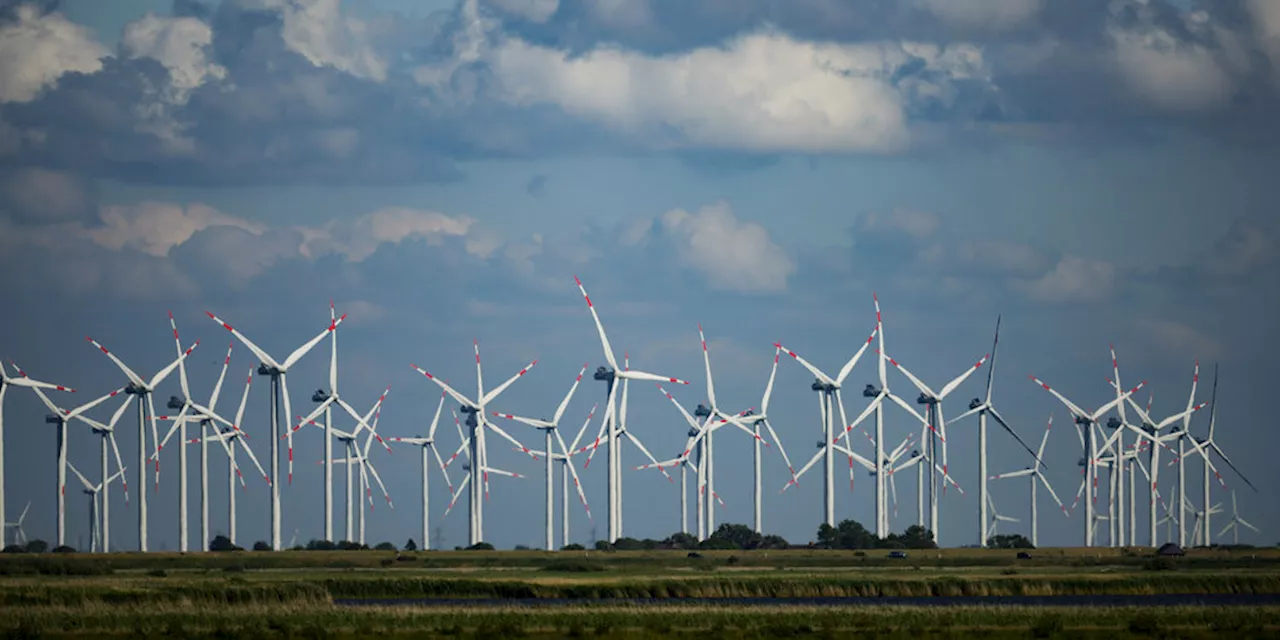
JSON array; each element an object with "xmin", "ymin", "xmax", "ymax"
[{"xmin": 1, "ymin": 0, "xmax": 1278, "ymax": 551}]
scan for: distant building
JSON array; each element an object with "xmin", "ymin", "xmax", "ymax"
[{"xmin": 1157, "ymin": 543, "xmax": 1185, "ymax": 556}]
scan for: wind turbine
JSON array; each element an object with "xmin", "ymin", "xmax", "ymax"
[
  {"xmin": 985, "ymin": 493, "xmax": 1019, "ymax": 540},
  {"xmin": 950, "ymin": 316, "xmax": 1042, "ymax": 547},
  {"xmin": 1218, "ymin": 491, "xmax": 1259, "ymax": 545},
  {"xmin": 1030, "ymin": 369, "xmax": 1147, "ymax": 547},
  {"xmin": 205, "ymin": 308, "xmax": 344, "ymax": 550},
  {"xmin": 326, "ymin": 387, "xmax": 395, "ymax": 545},
  {"xmin": 1116, "ymin": 365, "xmax": 1209, "ymax": 547},
  {"xmin": 67, "ymin": 396, "xmax": 132, "ymax": 554},
  {"xmin": 387, "ymin": 391, "xmax": 457, "ymax": 550},
  {"xmin": 686, "ymin": 326, "xmax": 773, "ymax": 535},
  {"xmin": 879, "ymin": 349, "xmax": 989, "ymax": 546},
  {"xmin": 1185, "ymin": 365, "xmax": 1257, "ymax": 547},
  {"xmin": 989, "ymin": 415, "xmax": 1067, "ymax": 548},
  {"xmin": 65, "ymin": 460, "xmax": 125, "ymax": 553},
  {"xmin": 291, "ymin": 301, "xmax": 386, "ymax": 543},
  {"xmin": 737, "ymin": 347, "xmax": 795, "ymax": 534},
  {"xmin": 4, "ymin": 501, "xmax": 29, "ymax": 547},
  {"xmin": 491, "ymin": 365, "xmax": 594, "ymax": 551},
  {"xmin": 773, "ymin": 323, "xmax": 879, "ymax": 528},
  {"xmin": 0, "ymin": 361, "xmax": 74, "ymax": 547},
  {"xmin": 25, "ymin": 380, "xmax": 128, "ymax": 548},
  {"xmin": 156, "ymin": 337, "xmax": 269, "ymax": 551},
  {"xmin": 85, "ymin": 329, "xmax": 198, "ymax": 552},
  {"xmin": 572, "ymin": 276, "xmax": 689, "ymax": 542},
  {"xmin": 413, "ymin": 340, "xmax": 536, "ymax": 546}
]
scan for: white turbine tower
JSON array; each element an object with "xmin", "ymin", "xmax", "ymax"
[
  {"xmin": 84, "ymin": 333, "xmax": 197, "ymax": 551},
  {"xmin": 413, "ymin": 341, "xmax": 536, "ymax": 546},
  {"xmin": 65, "ymin": 461, "xmax": 125, "ymax": 553},
  {"xmin": 0, "ymin": 361, "xmax": 74, "ymax": 544},
  {"xmin": 773, "ymin": 324, "xmax": 879, "ymax": 528},
  {"xmin": 387, "ymin": 391, "xmax": 456, "ymax": 551},
  {"xmin": 5, "ymin": 501, "xmax": 30, "ymax": 547},
  {"xmin": 736, "ymin": 347, "xmax": 795, "ymax": 534},
  {"xmin": 492, "ymin": 365, "xmax": 596, "ymax": 550},
  {"xmin": 205, "ymin": 309, "xmax": 344, "ymax": 550},
  {"xmin": 879, "ymin": 350, "xmax": 990, "ymax": 546},
  {"xmin": 989, "ymin": 415, "xmax": 1067, "ymax": 548},
  {"xmin": 573, "ymin": 276, "xmax": 689, "ymax": 542},
  {"xmin": 950, "ymin": 316, "xmax": 1042, "ymax": 547},
  {"xmin": 1218, "ymin": 491, "xmax": 1259, "ymax": 545},
  {"xmin": 25, "ymin": 381, "xmax": 128, "ymax": 548},
  {"xmin": 1030, "ymin": 372, "xmax": 1147, "ymax": 547},
  {"xmin": 1185, "ymin": 365, "xmax": 1256, "ymax": 547},
  {"xmin": 156, "ymin": 338, "xmax": 270, "ymax": 551}
]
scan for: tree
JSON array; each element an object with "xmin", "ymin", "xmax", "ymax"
[
  {"xmin": 663, "ymin": 532, "xmax": 698, "ymax": 549},
  {"xmin": 562, "ymin": 543, "xmax": 585, "ymax": 551},
  {"xmin": 24, "ymin": 539, "xmax": 48, "ymax": 553},
  {"xmin": 900, "ymin": 525, "xmax": 937, "ymax": 549},
  {"xmin": 986, "ymin": 534, "xmax": 1034, "ymax": 549},
  {"xmin": 593, "ymin": 540, "xmax": 611, "ymax": 551},
  {"xmin": 252, "ymin": 541, "xmax": 272, "ymax": 551},
  {"xmin": 210, "ymin": 535, "xmax": 242, "ymax": 552},
  {"xmin": 709, "ymin": 523, "xmax": 762, "ymax": 550},
  {"xmin": 2, "ymin": 545, "xmax": 24, "ymax": 554},
  {"xmin": 465, "ymin": 542, "xmax": 495, "ymax": 550},
  {"xmin": 759, "ymin": 534, "xmax": 789, "ymax": 550},
  {"xmin": 374, "ymin": 542, "xmax": 397, "ymax": 551},
  {"xmin": 52, "ymin": 545, "xmax": 76, "ymax": 553},
  {"xmin": 404, "ymin": 538, "xmax": 418, "ymax": 551},
  {"xmin": 514, "ymin": 544, "xmax": 532, "ymax": 551},
  {"xmin": 306, "ymin": 539, "xmax": 337, "ymax": 551}
]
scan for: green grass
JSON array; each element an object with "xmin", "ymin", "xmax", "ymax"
[{"xmin": 2, "ymin": 602, "xmax": 1277, "ymax": 638}]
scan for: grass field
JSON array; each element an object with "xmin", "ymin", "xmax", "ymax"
[{"xmin": 3, "ymin": 548, "xmax": 1279, "ymax": 637}]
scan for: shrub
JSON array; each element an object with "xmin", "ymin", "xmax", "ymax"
[
  {"xmin": 562, "ymin": 543, "xmax": 585, "ymax": 551},
  {"xmin": 252, "ymin": 541, "xmax": 272, "ymax": 551},
  {"xmin": 593, "ymin": 540, "xmax": 611, "ymax": 551},
  {"xmin": 374, "ymin": 542, "xmax": 396, "ymax": 551},
  {"xmin": 404, "ymin": 538, "xmax": 418, "ymax": 551},
  {"xmin": 24, "ymin": 540, "xmax": 49, "ymax": 553},
  {"xmin": 514, "ymin": 544, "xmax": 532, "ymax": 551},
  {"xmin": 51, "ymin": 545, "xmax": 76, "ymax": 553},
  {"xmin": 2, "ymin": 544, "xmax": 25, "ymax": 554},
  {"xmin": 465, "ymin": 542, "xmax": 495, "ymax": 551},
  {"xmin": 209, "ymin": 535, "xmax": 242, "ymax": 552}
]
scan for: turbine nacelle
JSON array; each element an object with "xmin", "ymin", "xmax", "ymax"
[
  {"xmin": 593, "ymin": 367, "xmax": 614, "ymax": 382},
  {"xmin": 864, "ymin": 384, "xmax": 881, "ymax": 398},
  {"xmin": 694, "ymin": 404, "xmax": 712, "ymax": 419},
  {"xmin": 812, "ymin": 380, "xmax": 836, "ymax": 392},
  {"xmin": 1106, "ymin": 416, "xmax": 1122, "ymax": 429},
  {"xmin": 687, "ymin": 428, "xmax": 699, "ymax": 438},
  {"xmin": 968, "ymin": 397, "xmax": 983, "ymax": 410},
  {"xmin": 167, "ymin": 395, "xmax": 185, "ymax": 410},
  {"xmin": 911, "ymin": 449, "xmax": 921, "ymax": 458},
  {"xmin": 312, "ymin": 389, "xmax": 331, "ymax": 403},
  {"xmin": 256, "ymin": 363, "xmax": 280, "ymax": 376},
  {"xmin": 1077, "ymin": 456, "xmax": 1088, "ymax": 467},
  {"xmin": 45, "ymin": 413, "xmax": 61, "ymax": 424},
  {"xmin": 1074, "ymin": 415, "xmax": 1091, "ymax": 426},
  {"xmin": 124, "ymin": 383, "xmax": 146, "ymax": 395},
  {"xmin": 916, "ymin": 392, "xmax": 937, "ymax": 405}
]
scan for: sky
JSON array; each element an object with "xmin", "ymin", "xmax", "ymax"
[{"xmin": 1, "ymin": 0, "xmax": 1278, "ymax": 552}]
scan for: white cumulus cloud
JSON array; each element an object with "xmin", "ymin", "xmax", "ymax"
[
  {"xmin": 0, "ymin": 5, "xmax": 108, "ymax": 104},
  {"xmin": 122, "ymin": 13, "xmax": 227, "ymax": 97},
  {"xmin": 88, "ymin": 202, "xmax": 266, "ymax": 257},
  {"xmin": 1020, "ymin": 254, "xmax": 1116, "ymax": 303}
]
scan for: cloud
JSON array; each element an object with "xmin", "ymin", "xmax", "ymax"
[
  {"xmin": 1108, "ymin": 12, "xmax": 1238, "ymax": 112},
  {"xmin": 624, "ymin": 201, "xmax": 796, "ymax": 293},
  {"xmin": 914, "ymin": 0, "xmax": 1044, "ymax": 31},
  {"xmin": 489, "ymin": 29, "xmax": 996, "ymax": 153},
  {"xmin": 1132, "ymin": 317, "xmax": 1224, "ymax": 362},
  {"xmin": 0, "ymin": 3, "xmax": 108, "ymax": 103},
  {"xmin": 121, "ymin": 13, "xmax": 227, "ymax": 96},
  {"xmin": 246, "ymin": 0, "xmax": 388, "ymax": 82},
  {"xmin": 88, "ymin": 202, "xmax": 265, "ymax": 257},
  {"xmin": 298, "ymin": 207, "xmax": 479, "ymax": 262},
  {"xmin": 0, "ymin": 167, "xmax": 96, "ymax": 223},
  {"xmin": 1018, "ymin": 254, "xmax": 1116, "ymax": 303},
  {"xmin": 526, "ymin": 174, "xmax": 547, "ymax": 196},
  {"xmin": 857, "ymin": 208, "xmax": 942, "ymax": 240},
  {"xmin": 484, "ymin": 0, "xmax": 560, "ymax": 23},
  {"xmin": 1204, "ymin": 217, "xmax": 1276, "ymax": 278}
]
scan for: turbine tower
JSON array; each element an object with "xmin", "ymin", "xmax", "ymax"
[
  {"xmin": 1184, "ymin": 365, "xmax": 1256, "ymax": 546},
  {"xmin": 205, "ymin": 309, "xmax": 343, "ymax": 549},
  {"xmin": 388, "ymin": 391, "xmax": 456, "ymax": 550},
  {"xmin": 0, "ymin": 361, "xmax": 74, "ymax": 549},
  {"xmin": 1030, "ymin": 372, "xmax": 1146, "ymax": 547},
  {"xmin": 573, "ymin": 276, "xmax": 689, "ymax": 542},
  {"xmin": 491, "ymin": 365, "xmax": 594, "ymax": 550},
  {"xmin": 413, "ymin": 341, "xmax": 536, "ymax": 545},
  {"xmin": 774, "ymin": 324, "xmax": 878, "ymax": 528},
  {"xmin": 85, "ymin": 332, "xmax": 197, "ymax": 551},
  {"xmin": 950, "ymin": 316, "xmax": 1042, "ymax": 547},
  {"xmin": 989, "ymin": 415, "xmax": 1067, "ymax": 547}
]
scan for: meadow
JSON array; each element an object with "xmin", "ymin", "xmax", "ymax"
[{"xmin": 2, "ymin": 547, "xmax": 1279, "ymax": 637}]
